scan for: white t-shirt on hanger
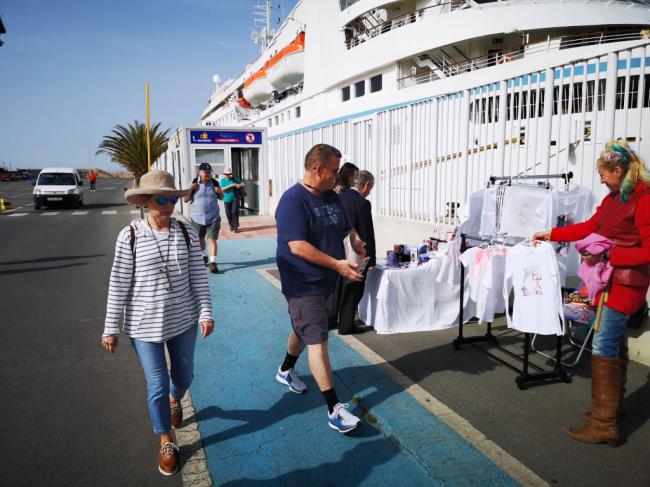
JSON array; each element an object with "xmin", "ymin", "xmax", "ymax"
[{"xmin": 503, "ymin": 242, "xmax": 565, "ymax": 336}]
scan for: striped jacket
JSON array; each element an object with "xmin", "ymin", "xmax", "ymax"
[{"xmin": 103, "ymin": 219, "xmax": 213, "ymax": 342}]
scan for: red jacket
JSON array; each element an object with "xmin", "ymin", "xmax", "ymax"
[{"xmin": 550, "ymin": 183, "xmax": 650, "ymax": 315}]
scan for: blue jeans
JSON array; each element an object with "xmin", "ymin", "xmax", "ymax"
[
  {"xmin": 591, "ymin": 306, "xmax": 630, "ymax": 358},
  {"xmin": 131, "ymin": 325, "xmax": 197, "ymax": 434}
]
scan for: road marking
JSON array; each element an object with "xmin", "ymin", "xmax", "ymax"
[
  {"xmin": 8, "ymin": 212, "xmax": 29, "ymax": 217},
  {"xmin": 101, "ymin": 210, "xmax": 117, "ymax": 215},
  {"xmin": 41, "ymin": 212, "xmax": 59, "ymax": 216},
  {"xmin": 72, "ymin": 211, "xmax": 89, "ymax": 215},
  {"xmin": 130, "ymin": 210, "xmax": 141, "ymax": 215}
]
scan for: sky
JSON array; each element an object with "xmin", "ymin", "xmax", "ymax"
[{"xmin": 0, "ymin": 0, "xmax": 298, "ymax": 171}]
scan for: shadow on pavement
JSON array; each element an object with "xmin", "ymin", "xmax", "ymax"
[
  {"xmin": 0, "ymin": 262, "xmax": 87, "ymax": 276},
  {"xmin": 217, "ymin": 258, "xmax": 277, "ymax": 273},
  {"xmin": 219, "ymin": 439, "xmax": 397, "ymax": 487},
  {"xmin": 0, "ymin": 254, "xmax": 104, "ymax": 266}
]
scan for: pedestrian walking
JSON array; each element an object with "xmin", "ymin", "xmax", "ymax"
[
  {"xmin": 328, "ymin": 170, "xmax": 376, "ymax": 334},
  {"xmin": 275, "ymin": 143, "xmax": 367, "ymax": 433},
  {"xmin": 220, "ymin": 167, "xmax": 244, "ymax": 232},
  {"xmin": 534, "ymin": 140, "xmax": 650, "ymax": 447},
  {"xmin": 87, "ymin": 169, "xmax": 97, "ymax": 192},
  {"xmin": 101, "ymin": 170, "xmax": 215, "ymax": 476},
  {"xmin": 183, "ymin": 162, "xmax": 223, "ymax": 273}
]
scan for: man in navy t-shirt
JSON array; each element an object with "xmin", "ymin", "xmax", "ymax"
[{"xmin": 275, "ymin": 143, "xmax": 367, "ymax": 434}]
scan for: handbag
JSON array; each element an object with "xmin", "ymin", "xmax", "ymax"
[{"xmin": 235, "ymin": 184, "xmax": 247, "ymax": 200}]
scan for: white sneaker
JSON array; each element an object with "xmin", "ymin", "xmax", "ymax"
[
  {"xmin": 275, "ymin": 366, "xmax": 307, "ymax": 394},
  {"xmin": 328, "ymin": 403, "xmax": 361, "ymax": 433}
]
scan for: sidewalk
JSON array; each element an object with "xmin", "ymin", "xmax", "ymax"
[{"xmin": 186, "ymin": 236, "xmax": 531, "ymax": 486}]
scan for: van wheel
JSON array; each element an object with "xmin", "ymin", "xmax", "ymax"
[
  {"xmin": 34, "ymin": 203, "xmax": 41, "ymax": 210},
  {"xmin": 77, "ymin": 198, "xmax": 83, "ymax": 208}
]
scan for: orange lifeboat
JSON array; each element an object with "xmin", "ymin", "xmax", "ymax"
[
  {"xmin": 266, "ymin": 32, "xmax": 305, "ymax": 93},
  {"xmin": 236, "ymin": 96, "xmax": 252, "ymax": 109},
  {"xmin": 242, "ymin": 67, "xmax": 274, "ymax": 107}
]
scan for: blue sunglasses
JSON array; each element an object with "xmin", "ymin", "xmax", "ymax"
[{"xmin": 150, "ymin": 195, "xmax": 179, "ymax": 206}]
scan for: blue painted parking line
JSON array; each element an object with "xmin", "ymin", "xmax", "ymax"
[{"xmin": 190, "ymin": 238, "xmax": 520, "ymax": 486}]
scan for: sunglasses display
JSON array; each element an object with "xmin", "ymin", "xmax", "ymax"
[{"xmin": 151, "ymin": 195, "xmax": 179, "ymax": 206}]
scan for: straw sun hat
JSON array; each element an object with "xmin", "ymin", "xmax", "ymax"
[{"xmin": 124, "ymin": 170, "xmax": 191, "ymax": 205}]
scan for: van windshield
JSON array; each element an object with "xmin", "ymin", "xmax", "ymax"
[{"xmin": 37, "ymin": 173, "xmax": 77, "ymax": 186}]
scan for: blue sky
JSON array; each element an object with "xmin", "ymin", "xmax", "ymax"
[{"xmin": 0, "ymin": 0, "xmax": 297, "ymax": 171}]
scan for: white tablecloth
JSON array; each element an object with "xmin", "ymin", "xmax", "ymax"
[{"xmin": 359, "ymin": 257, "xmax": 461, "ymax": 334}]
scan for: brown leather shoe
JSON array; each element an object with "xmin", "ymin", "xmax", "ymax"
[
  {"xmin": 568, "ymin": 355, "xmax": 622, "ymax": 447},
  {"xmin": 209, "ymin": 262, "xmax": 218, "ymax": 274},
  {"xmin": 583, "ymin": 347, "xmax": 628, "ymax": 422},
  {"xmin": 158, "ymin": 441, "xmax": 179, "ymax": 476},
  {"xmin": 171, "ymin": 400, "xmax": 183, "ymax": 428}
]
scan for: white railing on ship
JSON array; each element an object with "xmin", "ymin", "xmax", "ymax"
[
  {"xmin": 345, "ymin": 1, "xmax": 467, "ymax": 49},
  {"xmin": 397, "ymin": 30, "xmax": 646, "ymax": 89}
]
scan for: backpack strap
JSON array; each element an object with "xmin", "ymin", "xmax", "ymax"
[
  {"xmin": 129, "ymin": 224, "xmax": 136, "ymax": 254},
  {"xmin": 177, "ymin": 220, "xmax": 191, "ymax": 250}
]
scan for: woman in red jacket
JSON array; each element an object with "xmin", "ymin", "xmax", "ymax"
[{"xmin": 534, "ymin": 140, "xmax": 650, "ymax": 447}]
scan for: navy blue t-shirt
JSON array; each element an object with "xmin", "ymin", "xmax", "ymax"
[{"xmin": 276, "ymin": 183, "xmax": 352, "ymax": 297}]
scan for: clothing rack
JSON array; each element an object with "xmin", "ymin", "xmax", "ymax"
[
  {"xmin": 488, "ymin": 171, "xmax": 573, "ymax": 189},
  {"xmin": 453, "ymin": 233, "xmax": 571, "ymax": 389}
]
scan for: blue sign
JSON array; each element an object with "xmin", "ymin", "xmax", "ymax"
[{"xmin": 189, "ymin": 130, "xmax": 262, "ymax": 145}]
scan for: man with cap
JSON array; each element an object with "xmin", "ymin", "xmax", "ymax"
[
  {"xmin": 220, "ymin": 167, "xmax": 245, "ymax": 233},
  {"xmin": 183, "ymin": 163, "xmax": 222, "ymax": 273}
]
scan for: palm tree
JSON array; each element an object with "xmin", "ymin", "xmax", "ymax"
[{"xmin": 96, "ymin": 120, "xmax": 169, "ymax": 183}]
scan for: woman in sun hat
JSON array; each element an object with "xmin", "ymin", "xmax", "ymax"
[{"xmin": 101, "ymin": 170, "xmax": 215, "ymax": 476}]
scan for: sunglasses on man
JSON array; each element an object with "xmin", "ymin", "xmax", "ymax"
[{"xmin": 149, "ymin": 195, "xmax": 179, "ymax": 206}]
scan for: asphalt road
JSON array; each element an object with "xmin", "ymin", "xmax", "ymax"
[{"xmin": 0, "ymin": 180, "xmax": 182, "ymax": 486}]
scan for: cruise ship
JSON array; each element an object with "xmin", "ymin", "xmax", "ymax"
[{"xmin": 161, "ymin": 0, "xmax": 650, "ymax": 247}]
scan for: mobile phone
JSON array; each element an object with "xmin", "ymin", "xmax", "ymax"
[{"xmin": 356, "ymin": 257, "xmax": 370, "ymax": 274}]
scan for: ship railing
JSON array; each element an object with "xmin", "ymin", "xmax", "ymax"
[
  {"xmin": 346, "ymin": 0, "xmax": 469, "ymax": 49},
  {"xmin": 397, "ymin": 29, "xmax": 646, "ymax": 89}
]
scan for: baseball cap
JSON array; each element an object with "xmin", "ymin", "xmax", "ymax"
[{"xmin": 198, "ymin": 163, "xmax": 212, "ymax": 171}]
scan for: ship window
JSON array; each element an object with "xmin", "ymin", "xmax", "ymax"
[
  {"xmin": 521, "ymin": 92, "xmax": 527, "ymax": 119},
  {"xmin": 370, "ymin": 74, "xmax": 382, "ymax": 93},
  {"xmin": 495, "ymin": 96, "xmax": 500, "ymax": 122},
  {"xmin": 644, "ymin": 75, "xmax": 650, "ymax": 108},
  {"xmin": 598, "ymin": 79, "xmax": 607, "ymax": 111},
  {"xmin": 529, "ymin": 90, "xmax": 537, "ymax": 119},
  {"xmin": 355, "ymin": 80, "xmax": 365, "ymax": 97},
  {"xmin": 616, "ymin": 77, "xmax": 625, "ymax": 109},
  {"xmin": 342, "ymin": 86, "xmax": 351, "ymax": 102},
  {"xmin": 561, "ymin": 85, "xmax": 570, "ymax": 114},
  {"xmin": 506, "ymin": 94, "xmax": 511, "ymax": 121},
  {"xmin": 275, "ymin": 115, "xmax": 279, "ymax": 124},
  {"xmin": 513, "ymin": 93, "xmax": 520, "ymax": 120},
  {"xmin": 628, "ymin": 75, "xmax": 639, "ymax": 109},
  {"xmin": 586, "ymin": 81, "xmax": 595, "ymax": 112},
  {"xmin": 572, "ymin": 83, "xmax": 583, "ymax": 113},
  {"xmin": 268, "ymin": 118, "xmax": 273, "ymax": 127},
  {"xmin": 538, "ymin": 89, "xmax": 545, "ymax": 117},
  {"xmin": 488, "ymin": 97, "xmax": 494, "ymax": 123},
  {"xmin": 553, "ymin": 86, "xmax": 559, "ymax": 115},
  {"xmin": 296, "ymin": 106, "xmax": 301, "ymax": 118}
]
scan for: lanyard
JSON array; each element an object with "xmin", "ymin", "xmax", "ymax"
[{"xmin": 148, "ymin": 217, "xmax": 174, "ymax": 291}]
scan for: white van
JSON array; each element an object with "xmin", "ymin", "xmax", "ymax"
[{"xmin": 32, "ymin": 167, "xmax": 85, "ymax": 210}]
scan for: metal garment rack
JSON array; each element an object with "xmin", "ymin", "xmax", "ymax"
[{"xmin": 452, "ymin": 172, "xmax": 574, "ymax": 389}]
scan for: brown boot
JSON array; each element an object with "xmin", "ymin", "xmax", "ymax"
[
  {"xmin": 568, "ymin": 355, "xmax": 622, "ymax": 447},
  {"xmin": 171, "ymin": 400, "xmax": 183, "ymax": 428},
  {"xmin": 158, "ymin": 441, "xmax": 179, "ymax": 476},
  {"xmin": 582, "ymin": 347, "xmax": 628, "ymax": 421}
]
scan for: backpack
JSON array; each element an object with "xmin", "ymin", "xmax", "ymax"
[{"xmin": 191, "ymin": 177, "xmax": 223, "ymax": 201}]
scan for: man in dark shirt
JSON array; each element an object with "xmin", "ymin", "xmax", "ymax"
[
  {"xmin": 330, "ymin": 170, "xmax": 376, "ymax": 334},
  {"xmin": 275, "ymin": 143, "xmax": 367, "ymax": 433}
]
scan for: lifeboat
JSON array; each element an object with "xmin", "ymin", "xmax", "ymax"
[
  {"xmin": 242, "ymin": 68, "xmax": 274, "ymax": 107},
  {"xmin": 236, "ymin": 96, "xmax": 252, "ymax": 109},
  {"xmin": 266, "ymin": 32, "xmax": 305, "ymax": 93}
]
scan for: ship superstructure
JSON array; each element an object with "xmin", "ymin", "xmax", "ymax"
[{"xmin": 187, "ymin": 0, "xmax": 650, "ymax": 242}]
